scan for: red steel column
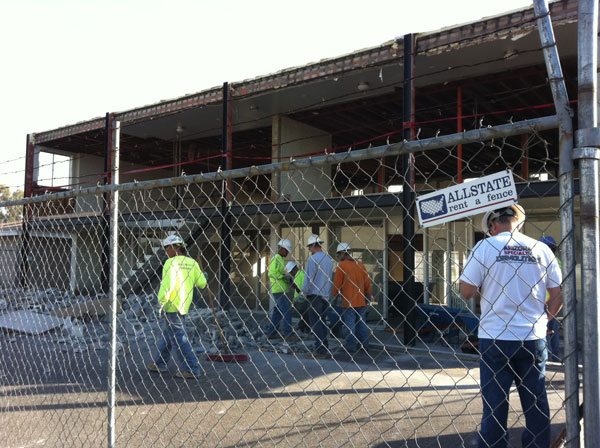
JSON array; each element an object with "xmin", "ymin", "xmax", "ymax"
[{"xmin": 457, "ymin": 86, "xmax": 463, "ymax": 183}]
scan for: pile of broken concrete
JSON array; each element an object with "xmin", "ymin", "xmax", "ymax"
[{"xmin": 0, "ymin": 287, "xmax": 330, "ymax": 358}]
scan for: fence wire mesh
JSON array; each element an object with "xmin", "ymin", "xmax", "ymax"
[{"xmin": 0, "ymin": 118, "xmax": 574, "ymax": 447}]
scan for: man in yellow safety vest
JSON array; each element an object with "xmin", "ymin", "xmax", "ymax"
[{"xmin": 148, "ymin": 234, "xmax": 207, "ymax": 379}]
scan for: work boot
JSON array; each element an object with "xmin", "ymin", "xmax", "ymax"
[
  {"xmin": 148, "ymin": 363, "xmax": 168, "ymax": 373},
  {"xmin": 175, "ymin": 370, "xmax": 200, "ymax": 379}
]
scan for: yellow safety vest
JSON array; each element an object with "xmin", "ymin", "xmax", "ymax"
[{"xmin": 158, "ymin": 256, "xmax": 207, "ymax": 314}]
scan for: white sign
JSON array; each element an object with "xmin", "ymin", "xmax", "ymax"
[{"xmin": 416, "ymin": 170, "xmax": 517, "ymax": 228}]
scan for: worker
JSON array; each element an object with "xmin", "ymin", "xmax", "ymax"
[
  {"xmin": 285, "ymin": 261, "xmax": 309, "ymax": 333},
  {"xmin": 332, "ymin": 243, "xmax": 372, "ymax": 353},
  {"xmin": 148, "ymin": 234, "xmax": 207, "ymax": 379},
  {"xmin": 302, "ymin": 234, "xmax": 334, "ymax": 359},
  {"xmin": 265, "ymin": 239, "xmax": 299, "ymax": 342},
  {"xmin": 540, "ymin": 235, "xmax": 562, "ymax": 362},
  {"xmin": 460, "ymin": 204, "xmax": 562, "ymax": 448}
]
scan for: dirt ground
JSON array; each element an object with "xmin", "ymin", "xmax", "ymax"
[{"xmin": 0, "ymin": 330, "xmax": 567, "ymax": 448}]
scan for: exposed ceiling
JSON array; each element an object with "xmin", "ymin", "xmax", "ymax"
[{"xmin": 38, "ymin": 16, "xmax": 578, "ymax": 189}]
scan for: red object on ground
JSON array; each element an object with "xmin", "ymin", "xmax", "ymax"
[{"xmin": 206, "ymin": 353, "xmax": 249, "ymax": 363}]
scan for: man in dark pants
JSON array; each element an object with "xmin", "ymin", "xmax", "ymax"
[
  {"xmin": 460, "ymin": 204, "xmax": 562, "ymax": 447},
  {"xmin": 285, "ymin": 261, "xmax": 310, "ymax": 333},
  {"xmin": 302, "ymin": 234, "xmax": 334, "ymax": 359}
]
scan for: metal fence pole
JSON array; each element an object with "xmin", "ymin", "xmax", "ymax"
[
  {"xmin": 532, "ymin": 1, "xmax": 580, "ymax": 445},
  {"xmin": 107, "ymin": 120, "xmax": 120, "ymax": 448},
  {"xmin": 575, "ymin": 0, "xmax": 600, "ymax": 446}
]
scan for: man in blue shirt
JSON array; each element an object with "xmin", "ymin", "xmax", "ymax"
[{"xmin": 302, "ymin": 234, "xmax": 334, "ymax": 359}]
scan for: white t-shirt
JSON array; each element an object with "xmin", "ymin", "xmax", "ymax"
[{"xmin": 460, "ymin": 231, "xmax": 562, "ymax": 341}]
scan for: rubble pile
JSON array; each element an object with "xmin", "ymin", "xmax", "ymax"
[
  {"xmin": 0, "ymin": 287, "xmax": 102, "ymax": 313},
  {"xmin": 0, "ymin": 287, "xmax": 333, "ymax": 357}
]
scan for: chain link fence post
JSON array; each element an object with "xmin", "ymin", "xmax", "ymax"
[
  {"xmin": 574, "ymin": 1, "xmax": 600, "ymax": 446},
  {"xmin": 533, "ymin": 1, "xmax": 580, "ymax": 445},
  {"xmin": 107, "ymin": 118, "xmax": 120, "ymax": 448}
]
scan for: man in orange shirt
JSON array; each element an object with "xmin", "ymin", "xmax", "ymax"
[{"xmin": 333, "ymin": 243, "xmax": 373, "ymax": 353}]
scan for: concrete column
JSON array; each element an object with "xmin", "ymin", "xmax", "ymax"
[
  {"xmin": 278, "ymin": 116, "xmax": 332, "ymax": 201},
  {"xmin": 70, "ymin": 233, "xmax": 77, "ymax": 292},
  {"xmin": 271, "ymin": 115, "xmax": 282, "ymax": 202}
]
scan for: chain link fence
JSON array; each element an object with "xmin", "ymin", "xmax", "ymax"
[{"xmin": 0, "ymin": 111, "xmax": 579, "ymax": 447}]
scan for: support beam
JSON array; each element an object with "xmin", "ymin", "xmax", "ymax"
[
  {"xmin": 101, "ymin": 113, "xmax": 113, "ymax": 294},
  {"xmin": 173, "ymin": 136, "xmax": 182, "ymax": 209},
  {"xmin": 457, "ymin": 86, "xmax": 463, "ymax": 183},
  {"xmin": 271, "ymin": 115, "xmax": 281, "ymax": 202},
  {"xmin": 219, "ymin": 82, "xmax": 233, "ymax": 309},
  {"xmin": 18, "ymin": 134, "xmax": 35, "ymax": 288},
  {"xmin": 255, "ymin": 231, "xmax": 263, "ymax": 311},
  {"xmin": 383, "ymin": 219, "xmax": 389, "ymax": 320},
  {"xmin": 401, "ymin": 33, "xmax": 417, "ymax": 346}
]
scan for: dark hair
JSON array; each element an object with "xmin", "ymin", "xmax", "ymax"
[
  {"xmin": 490, "ymin": 207, "xmax": 519, "ymax": 227},
  {"xmin": 495, "ymin": 214, "xmax": 517, "ymax": 225}
]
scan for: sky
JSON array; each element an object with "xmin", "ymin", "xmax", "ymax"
[{"xmin": 0, "ymin": 0, "xmax": 534, "ymax": 191}]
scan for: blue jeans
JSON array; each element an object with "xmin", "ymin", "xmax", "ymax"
[
  {"xmin": 547, "ymin": 318, "xmax": 561, "ymax": 362},
  {"xmin": 478, "ymin": 338, "xmax": 550, "ymax": 448},
  {"xmin": 307, "ymin": 294, "xmax": 330, "ymax": 354},
  {"xmin": 265, "ymin": 292, "xmax": 292, "ymax": 337},
  {"xmin": 342, "ymin": 306, "xmax": 369, "ymax": 352},
  {"xmin": 153, "ymin": 312, "xmax": 201, "ymax": 375}
]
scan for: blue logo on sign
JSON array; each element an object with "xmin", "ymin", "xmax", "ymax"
[{"xmin": 419, "ymin": 194, "xmax": 447, "ymax": 220}]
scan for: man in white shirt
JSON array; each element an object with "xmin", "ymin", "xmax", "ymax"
[
  {"xmin": 302, "ymin": 234, "xmax": 334, "ymax": 359},
  {"xmin": 460, "ymin": 204, "xmax": 562, "ymax": 448}
]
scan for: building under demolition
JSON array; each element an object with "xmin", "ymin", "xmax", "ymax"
[{"xmin": 3, "ymin": 0, "xmax": 580, "ymax": 338}]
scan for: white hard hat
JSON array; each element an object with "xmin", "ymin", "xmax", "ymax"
[
  {"xmin": 336, "ymin": 242, "xmax": 351, "ymax": 253},
  {"xmin": 162, "ymin": 234, "xmax": 184, "ymax": 247},
  {"xmin": 278, "ymin": 238, "xmax": 293, "ymax": 252},
  {"xmin": 481, "ymin": 203, "xmax": 526, "ymax": 235},
  {"xmin": 285, "ymin": 261, "xmax": 297, "ymax": 272},
  {"xmin": 307, "ymin": 234, "xmax": 324, "ymax": 246}
]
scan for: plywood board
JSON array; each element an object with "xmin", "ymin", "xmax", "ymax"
[
  {"xmin": 50, "ymin": 297, "xmax": 119, "ymax": 318},
  {"xmin": 0, "ymin": 310, "xmax": 66, "ymax": 335}
]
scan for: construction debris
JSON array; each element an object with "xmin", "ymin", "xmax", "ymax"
[
  {"xmin": 0, "ymin": 310, "xmax": 67, "ymax": 335},
  {"xmin": 0, "ymin": 287, "xmax": 329, "ymax": 357}
]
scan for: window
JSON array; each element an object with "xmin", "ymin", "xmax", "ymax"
[
  {"xmin": 37, "ymin": 152, "xmax": 71, "ymax": 188},
  {"xmin": 530, "ymin": 172, "xmax": 549, "ymax": 181}
]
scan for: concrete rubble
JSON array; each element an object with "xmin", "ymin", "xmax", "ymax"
[{"xmin": 0, "ymin": 287, "xmax": 337, "ymax": 357}]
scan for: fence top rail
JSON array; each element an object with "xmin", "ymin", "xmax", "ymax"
[{"xmin": 1, "ymin": 115, "xmax": 558, "ymax": 208}]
